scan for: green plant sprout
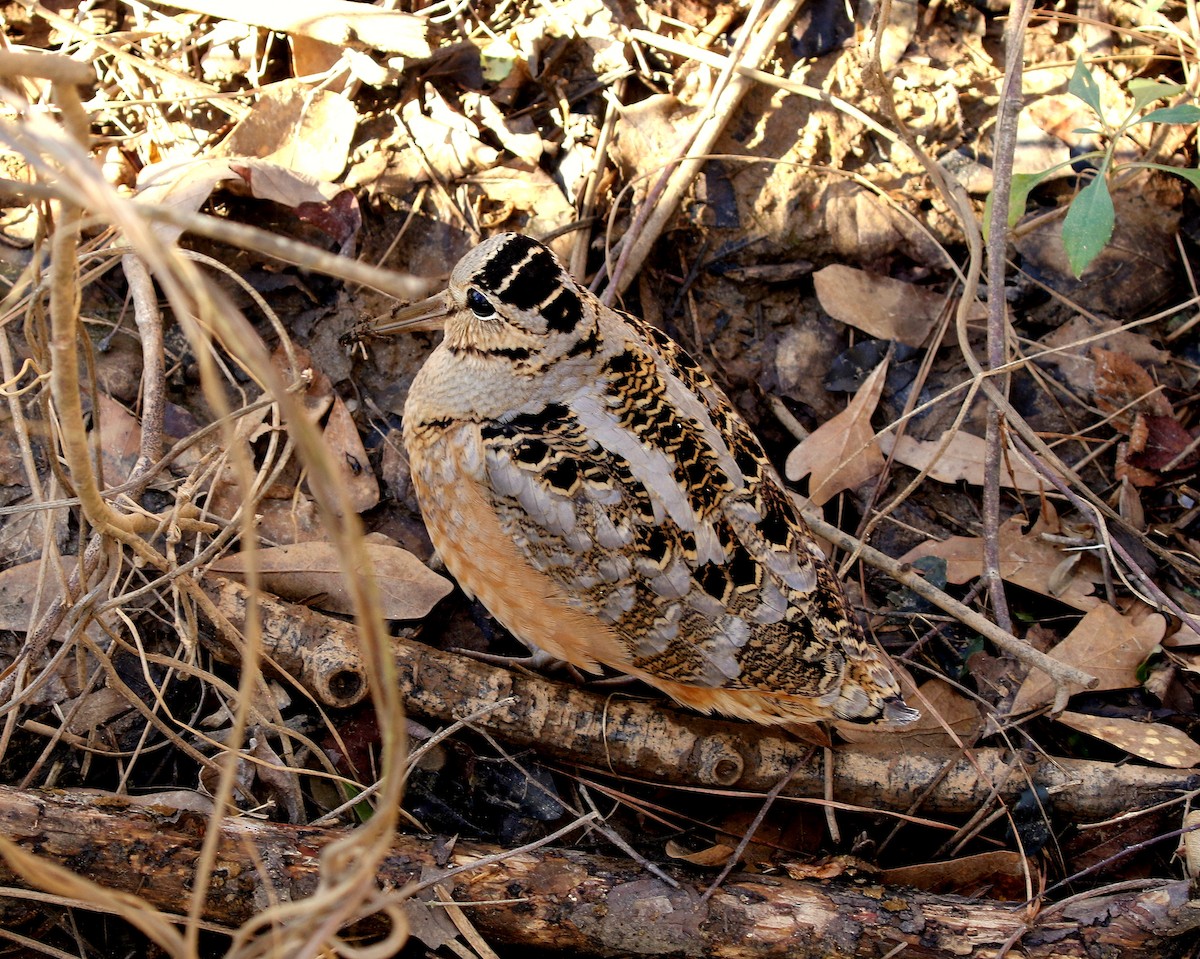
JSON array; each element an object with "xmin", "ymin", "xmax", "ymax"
[{"xmin": 998, "ymin": 57, "xmax": 1200, "ymax": 278}]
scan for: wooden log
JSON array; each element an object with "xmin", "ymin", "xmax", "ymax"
[
  {"xmin": 388, "ymin": 632, "xmax": 1200, "ymax": 821},
  {"xmin": 207, "ymin": 582, "xmax": 1200, "ymax": 822},
  {"xmin": 0, "ymin": 785, "xmax": 1197, "ymax": 958}
]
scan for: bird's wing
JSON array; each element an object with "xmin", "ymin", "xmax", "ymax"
[{"xmin": 479, "ymin": 335, "xmax": 870, "ymax": 707}]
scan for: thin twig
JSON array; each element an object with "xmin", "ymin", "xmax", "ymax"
[
  {"xmin": 803, "ymin": 511, "xmax": 1098, "ymax": 692},
  {"xmin": 981, "ymin": 0, "xmax": 1035, "ymax": 638}
]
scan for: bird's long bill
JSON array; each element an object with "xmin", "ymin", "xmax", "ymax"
[{"xmin": 343, "ymin": 289, "xmax": 453, "ymax": 343}]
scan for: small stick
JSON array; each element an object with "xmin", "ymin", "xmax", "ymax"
[{"xmin": 803, "ymin": 513, "xmax": 1097, "ymax": 694}]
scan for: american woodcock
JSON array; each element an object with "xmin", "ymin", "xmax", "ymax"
[{"xmin": 351, "ymin": 233, "xmax": 917, "ymax": 726}]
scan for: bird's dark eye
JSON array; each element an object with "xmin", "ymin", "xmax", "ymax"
[{"xmin": 466, "ymin": 288, "xmax": 496, "ymax": 318}]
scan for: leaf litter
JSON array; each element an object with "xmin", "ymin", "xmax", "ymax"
[{"xmin": 0, "ymin": 0, "xmax": 1197, "ymax": 955}]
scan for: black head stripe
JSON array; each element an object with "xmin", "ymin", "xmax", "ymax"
[
  {"xmin": 501, "ymin": 249, "xmax": 562, "ymax": 309},
  {"xmin": 541, "ymin": 287, "xmax": 584, "ymax": 333},
  {"xmin": 473, "ymin": 235, "xmax": 584, "ymax": 334},
  {"xmin": 478, "ymin": 235, "xmax": 541, "ymax": 290}
]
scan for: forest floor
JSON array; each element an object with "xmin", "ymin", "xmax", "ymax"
[{"xmin": 0, "ymin": 1, "xmax": 1198, "ymax": 957}]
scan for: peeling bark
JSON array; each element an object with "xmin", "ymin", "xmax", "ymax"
[
  {"xmin": 207, "ymin": 581, "xmax": 1200, "ymax": 823},
  {"xmin": 0, "ymin": 785, "xmax": 1197, "ymax": 958}
]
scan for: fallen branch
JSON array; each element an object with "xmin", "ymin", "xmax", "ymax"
[
  {"xmin": 388, "ymin": 628, "xmax": 1195, "ymax": 821},
  {"xmin": 200, "ymin": 575, "xmax": 368, "ymax": 709},
  {"xmin": 0, "ymin": 785, "xmax": 1196, "ymax": 958},
  {"xmin": 205, "ymin": 580, "xmax": 1199, "ymax": 822}
]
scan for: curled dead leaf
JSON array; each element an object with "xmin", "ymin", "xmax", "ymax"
[
  {"xmin": 208, "ymin": 542, "xmax": 452, "ymax": 620},
  {"xmin": 664, "ymin": 841, "xmax": 736, "ymax": 868},
  {"xmin": 783, "ymin": 855, "xmax": 879, "ymax": 881},
  {"xmin": 785, "ymin": 359, "xmax": 887, "ymax": 505}
]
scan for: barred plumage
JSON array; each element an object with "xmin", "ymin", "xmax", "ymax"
[{"xmin": 351, "ymin": 233, "xmax": 917, "ymax": 726}]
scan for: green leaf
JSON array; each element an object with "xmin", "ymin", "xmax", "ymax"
[
  {"xmin": 1061, "ymin": 175, "xmax": 1114, "ymax": 277},
  {"xmin": 984, "ymin": 156, "xmax": 1103, "ymax": 236},
  {"xmin": 1127, "ymin": 78, "xmax": 1187, "ymax": 111},
  {"xmin": 1125, "ymin": 162, "xmax": 1200, "ymax": 191},
  {"xmin": 1167, "ymin": 167, "xmax": 1200, "ymax": 190},
  {"xmin": 1007, "ymin": 171, "xmax": 1054, "ymax": 226},
  {"xmin": 1069, "ymin": 57, "xmax": 1104, "ymax": 116},
  {"xmin": 1135, "ymin": 104, "xmax": 1200, "ymax": 125}
]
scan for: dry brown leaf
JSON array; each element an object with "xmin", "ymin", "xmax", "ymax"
[
  {"xmin": 608, "ymin": 97, "xmax": 693, "ymax": 200},
  {"xmin": 1165, "ymin": 626, "xmax": 1200, "ymax": 650},
  {"xmin": 219, "ymin": 80, "xmax": 359, "ymax": 182},
  {"xmin": 782, "ymin": 855, "xmax": 878, "ymax": 881},
  {"xmin": 208, "ymin": 541, "xmax": 452, "ymax": 620},
  {"xmin": 465, "ymin": 164, "xmax": 577, "ymax": 240},
  {"xmin": 93, "ymin": 393, "xmax": 143, "ymax": 488},
  {"xmin": 785, "ymin": 358, "xmax": 887, "ymax": 506},
  {"xmin": 93, "ymin": 333, "xmax": 145, "ymax": 406},
  {"xmin": 1182, "ymin": 811, "xmax": 1200, "ymax": 879},
  {"xmin": 63, "ymin": 687, "xmax": 134, "ymax": 736},
  {"xmin": 270, "ymin": 344, "xmax": 335, "ymax": 421},
  {"xmin": 1009, "ymin": 605, "xmax": 1166, "ymax": 715},
  {"xmin": 1118, "ymin": 477, "xmax": 1145, "ymax": 531},
  {"xmin": 877, "ymin": 430, "xmax": 1062, "ymax": 492},
  {"xmin": 0, "ymin": 410, "xmax": 26, "ymax": 491},
  {"xmin": 196, "ymin": 405, "xmax": 329, "ymax": 546},
  {"xmin": 268, "ymin": 344, "xmax": 378, "ymax": 512},
  {"xmin": 1055, "ymin": 712, "xmax": 1200, "ymax": 768},
  {"xmin": 1037, "ymin": 315, "xmax": 1170, "ymax": 397},
  {"xmin": 882, "ymin": 850, "xmax": 1031, "ymax": 899},
  {"xmin": 813, "ymin": 265, "xmax": 972, "ymax": 347},
  {"xmin": 155, "ymin": 0, "xmax": 430, "ymax": 56},
  {"xmin": 901, "ymin": 509, "xmax": 1105, "ymax": 611},
  {"xmin": 510, "ymin": 0, "xmax": 626, "ymax": 77},
  {"xmin": 1026, "ymin": 94, "xmax": 1095, "ymax": 152},
  {"xmin": 838, "ymin": 676, "xmax": 980, "ymax": 747},
  {"xmin": 0, "ymin": 558, "xmax": 61, "ymax": 631},
  {"xmin": 249, "ymin": 735, "xmax": 305, "ymax": 823},
  {"xmin": 137, "ymin": 156, "xmax": 347, "ymax": 246},
  {"xmin": 466, "ymin": 94, "xmax": 543, "ymax": 163},
  {"xmin": 407, "ymin": 891, "xmax": 465, "ymax": 954},
  {"xmin": 664, "ymin": 841, "xmax": 736, "ymax": 867},
  {"xmin": 322, "ymin": 393, "xmax": 380, "ymax": 514},
  {"xmin": 1125, "ymin": 413, "xmax": 1199, "ymax": 473},
  {"xmin": 206, "ymin": 486, "xmax": 327, "ymax": 546},
  {"xmin": 823, "ymin": 184, "xmax": 907, "ymax": 262},
  {"xmin": 397, "ymin": 85, "xmax": 499, "ymax": 187},
  {"xmin": 1092, "ymin": 347, "xmax": 1172, "ymax": 430},
  {"xmin": 0, "ymin": 501, "xmax": 69, "ymax": 571},
  {"xmin": 289, "ymin": 35, "xmax": 346, "ymax": 82}
]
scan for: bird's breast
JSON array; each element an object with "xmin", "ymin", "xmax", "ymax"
[{"xmin": 401, "ymin": 416, "xmax": 627, "ymax": 671}]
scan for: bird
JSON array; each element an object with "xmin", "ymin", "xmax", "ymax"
[{"xmin": 348, "ymin": 232, "xmax": 918, "ymax": 727}]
